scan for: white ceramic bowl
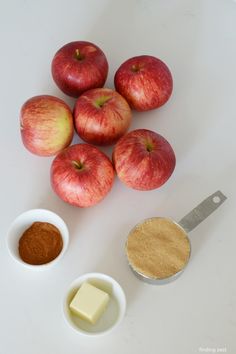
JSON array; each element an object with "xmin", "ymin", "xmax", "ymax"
[
  {"xmin": 63, "ymin": 273, "xmax": 126, "ymax": 336},
  {"xmin": 7, "ymin": 209, "xmax": 69, "ymax": 270}
]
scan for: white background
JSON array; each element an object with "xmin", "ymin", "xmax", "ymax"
[{"xmin": 0, "ymin": 0, "xmax": 235, "ymax": 353}]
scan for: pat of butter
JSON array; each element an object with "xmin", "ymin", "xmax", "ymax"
[{"xmin": 69, "ymin": 282, "xmax": 110, "ymax": 324}]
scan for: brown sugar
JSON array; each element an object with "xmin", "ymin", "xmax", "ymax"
[
  {"xmin": 19, "ymin": 222, "xmax": 63, "ymax": 265},
  {"xmin": 126, "ymin": 217, "xmax": 191, "ymax": 279}
]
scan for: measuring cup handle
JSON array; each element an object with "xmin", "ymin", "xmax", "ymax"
[{"xmin": 178, "ymin": 191, "xmax": 227, "ymax": 233}]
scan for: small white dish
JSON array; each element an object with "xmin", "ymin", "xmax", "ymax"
[
  {"xmin": 7, "ymin": 209, "xmax": 69, "ymax": 270},
  {"xmin": 63, "ymin": 273, "xmax": 126, "ymax": 336}
]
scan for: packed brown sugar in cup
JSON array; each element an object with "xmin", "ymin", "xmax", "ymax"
[{"xmin": 126, "ymin": 218, "xmax": 191, "ymax": 279}]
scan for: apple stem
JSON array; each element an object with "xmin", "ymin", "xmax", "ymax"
[
  {"xmin": 74, "ymin": 49, "xmax": 83, "ymax": 61},
  {"xmin": 72, "ymin": 160, "xmax": 83, "ymax": 170},
  {"xmin": 146, "ymin": 143, "xmax": 153, "ymax": 152},
  {"xmin": 131, "ymin": 64, "xmax": 139, "ymax": 73},
  {"xmin": 94, "ymin": 96, "xmax": 111, "ymax": 109}
]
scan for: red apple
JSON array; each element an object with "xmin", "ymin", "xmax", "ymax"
[
  {"xmin": 51, "ymin": 41, "xmax": 108, "ymax": 97},
  {"xmin": 73, "ymin": 88, "xmax": 132, "ymax": 146},
  {"xmin": 51, "ymin": 144, "xmax": 115, "ymax": 207},
  {"xmin": 114, "ymin": 55, "xmax": 173, "ymax": 111},
  {"xmin": 20, "ymin": 95, "xmax": 73, "ymax": 156},
  {"xmin": 113, "ymin": 129, "xmax": 176, "ymax": 190}
]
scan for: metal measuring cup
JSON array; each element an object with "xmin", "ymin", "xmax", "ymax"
[{"xmin": 125, "ymin": 191, "xmax": 227, "ymax": 285}]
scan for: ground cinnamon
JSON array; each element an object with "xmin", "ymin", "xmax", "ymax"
[{"xmin": 19, "ymin": 221, "xmax": 63, "ymax": 265}]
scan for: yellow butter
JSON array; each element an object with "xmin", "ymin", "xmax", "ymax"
[{"xmin": 69, "ymin": 282, "xmax": 110, "ymax": 324}]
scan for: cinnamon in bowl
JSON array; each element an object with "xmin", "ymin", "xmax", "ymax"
[
  {"xmin": 7, "ymin": 209, "xmax": 69, "ymax": 270},
  {"xmin": 19, "ymin": 221, "xmax": 63, "ymax": 265}
]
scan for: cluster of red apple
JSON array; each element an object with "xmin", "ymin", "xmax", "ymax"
[{"xmin": 20, "ymin": 41, "xmax": 176, "ymax": 207}]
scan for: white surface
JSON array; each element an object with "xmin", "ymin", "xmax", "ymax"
[
  {"xmin": 64, "ymin": 273, "xmax": 126, "ymax": 336},
  {"xmin": 0, "ymin": 0, "xmax": 235, "ymax": 353},
  {"xmin": 7, "ymin": 209, "xmax": 69, "ymax": 270}
]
